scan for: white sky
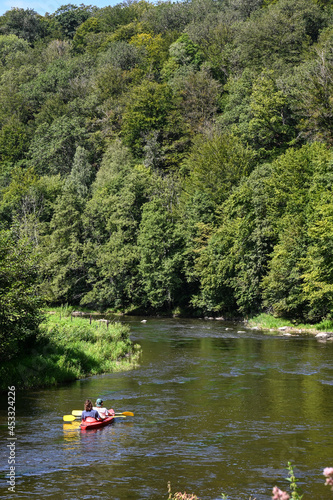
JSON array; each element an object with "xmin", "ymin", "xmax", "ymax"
[{"xmin": 0, "ymin": 0, "xmax": 120, "ymax": 17}]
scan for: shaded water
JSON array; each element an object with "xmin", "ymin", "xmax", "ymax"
[{"xmin": 1, "ymin": 318, "xmax": 333, "ymax": 499}]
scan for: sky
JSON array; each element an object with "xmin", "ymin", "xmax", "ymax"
[{"xmin": 0, "ymin": 0, "xmax": 120, "ymax": 17}]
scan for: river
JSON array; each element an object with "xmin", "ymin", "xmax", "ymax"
[{"xmin": 1, "ymin": 317, "xmax": 333, "ymax": 499}]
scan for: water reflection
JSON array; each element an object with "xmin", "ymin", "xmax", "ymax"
[{"xmin": 63, "ymin": 422, "xmax": 80, "ymax": 444}]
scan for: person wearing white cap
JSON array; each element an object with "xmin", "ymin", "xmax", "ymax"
[{"xmin": 93, "ymin": 398, "xmax": 115, "ymax": 419}]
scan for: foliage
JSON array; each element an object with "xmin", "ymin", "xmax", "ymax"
[
  {"xmin": 0, "ymin": 8, "xmax": 48, "ymax": 45},
  {"xmin": 234, "ymin": 0, "xmax": 326, "ymax": 72},
  {"xmin": 51, "ymin": 4, "xmax": 94, "ymax": 39},
  {"xmin": 28, "ymin": 116, "xmax": 87, "ymax": 175},
  {"xmin": 0, "ymin": 229, "xmax": 44, "ymax": 361},
  {"xmin": 122, "ymin": 80, "xmax": 174, "ymax": 156},
  {"xmin": 285, "ymin": 462, "xmax": 303, "ymax": 500},
  {"xmin": 2, "ymin": 0, "xmax": 333, "ymax": 321},
  {"xmin": 138, "ymin": 198, "xmax": 184, "ymax": 310},
  {"xmin": 0, "ymin": 308, "xmax": 140, "ymax": 391},
  {"xmin": 183, "ymin": 130, "xmax": 255, "ymax": 205},
  {"xmin": 72, "ymin": 17, "xmax": 102, "ymax": 53}
]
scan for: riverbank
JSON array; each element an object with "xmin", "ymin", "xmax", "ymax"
[
  {"xmin": 66, "ymin": 307, "xmax": 333, "ymax": 337},
  {"xmin": 0, "ymin": 308, "xmax": 141, "ymax": 392},
  {"xmin": 247, "ymin": 312, "xmax": 333, "ymax": 336}
]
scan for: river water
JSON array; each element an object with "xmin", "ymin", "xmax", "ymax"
[{"xmin": 1, "ymin": 317, "xmax": 333, "ymax": 500}]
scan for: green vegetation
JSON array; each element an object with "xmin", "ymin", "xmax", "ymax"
[
  {"xmin": 248, "ymin": 312, "xmax": 333, "ymax": 332},
  {"xmin": 0, "ymin": 229, "xmax": 44, "ymax": 361},
  {"xmin": 2, "ymin": 0, "xmax": 333, "ymax": 331},
  {"xmin": 0, "ymin": 308, "xmax": 140, "ymax": 391}
]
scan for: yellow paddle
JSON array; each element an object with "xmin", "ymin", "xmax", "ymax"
[
  {"xmin": 63, "ymin": 415, "xmax": 78, "ymax": 422},
  {"xmin": 63, "ymin": 413, "xmax": 128, "ymax": 422},
  {"xmin": 72, "ymin": 410, "xmax": 134, "ymax": 417}
]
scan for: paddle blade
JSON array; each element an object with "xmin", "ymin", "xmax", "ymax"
[
  {"xmin": 119, "ymin": 412, "xmax": 134, "ymax": 417},
  {"xmin": 63, "ymin": 415, "xmax": 77, "ymax": 422},
  {"xmin": 72, "ymin": 410, "xmax": 83, "ymax": 417}
]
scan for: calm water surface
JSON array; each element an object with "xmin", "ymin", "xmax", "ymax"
[{"xmin": 1, "ymin": 318, "xmax": 333, "ymax": 499}]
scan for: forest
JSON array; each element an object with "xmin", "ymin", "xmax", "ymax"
[{"xmin": 2, "ymin": 0, "xmax": 333, "ymax": 353}]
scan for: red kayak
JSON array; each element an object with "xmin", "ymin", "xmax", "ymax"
[{"xmin": 80, "ymin": 415, "xmax": 114, "ymax": 430}]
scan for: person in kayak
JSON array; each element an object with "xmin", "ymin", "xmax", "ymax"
[
  {"xmin": 81, "ymin": 399, "xmax": 101, "ymax": 421},
  {"xmin": 93, "ymin": 398, "xmax": 115, "ymax": 419}
]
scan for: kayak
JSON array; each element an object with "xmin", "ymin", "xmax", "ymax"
[{"xmin": 80, "ymin": 415, "xmax": 114, "ymax": 430}]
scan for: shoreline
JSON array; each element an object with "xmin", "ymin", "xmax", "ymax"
[
  {"xmin": 59, "ymin": 308, "xmax": 333, "ymax": 338},
  {"xmin": 0, "ymin": 309, "xmax": 141, "ymax": 393}
]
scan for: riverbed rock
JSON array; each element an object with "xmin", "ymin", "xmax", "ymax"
[{"xmin": 315, "ymin": 332, "xmax": 328, "ymax": 338}]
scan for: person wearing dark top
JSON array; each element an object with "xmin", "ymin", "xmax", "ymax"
[{"xmin": 81, "ymin": 399, "xmax": 101, "ymax": 421}]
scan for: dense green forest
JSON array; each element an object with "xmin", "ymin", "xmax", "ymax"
[{"xmin": 2, "ymin": 0, "xmax": 333, "ymax": 339}]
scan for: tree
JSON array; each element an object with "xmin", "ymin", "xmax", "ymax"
[
  {"xmin": 122, "ymin": 80, "xmax": 174, "ymax": 156},
  {"xmin": 224, "ymin": 0, "xmax": 264, "ymax": 20},
  {"xmin": 248, "ymin": 69, "xmax": 296, "ymax": 152},
  {"xmin": 65, "ymin": 146, "xmax": 94, "ymax": 198},
  {"xmin": 141, "ymin": 0, "xmax": 191, "ymax": 34},
  {"xmin": 168, "ymin": 33, "xmax": 204, "ymax": 68},
  {"xmin": 51, "ymin": 4, "xmax": 93, "ymax": 39},
  {"xmin": 261, "ymin": 217, "xmax": 308, "ymax": 318},
  {"xmin": 81, "ymin": 142, "xmax": 152, "ymax": 310},
  {"xmin": 96, "ymin": 2, "xmax": 151, "ymax": 33},
  {"xmin": 0, "ymin": 8, "xmax": 48, "ymax": 45},
  {"xmin": 170, "ymin": 66, "xmax": 221, "ymax": 134},
  {"xmin": 234, "ymin": 0, "xmax": 326, "ymax": 72},
  {"xmin": 40, "ymin": 183, "xmax": 87, "ymax": 304},
  {"xmin": 292, "ymin": 28, "xmax": 333, "ymax": 144},
  {"xmin": 137, "ymin": 198, "xmax": 184, "ymax": 310},
  {"xmin": 183, "ymin": 130, "xmax": 255, "ymax": 205},
  {"xmin": 0, "ymin": 116, "xmax": 30, "ymax": 164},
  {"xmin": 72, "ymin": 17, "xmax": 102, "ymax": 53},
  {"xmin": 190, "ymin": 163, "xmax": 277, "ymax": 315},
  {"xmin": 0, "ymin": 34, "xmax": 30, "ymax": 68},
  {"xmin": 0, "ymin": 229, "xmax": 44, "ymax": 361},
  {"xmin": 21, "ymin": 55, "xmax": 95, "ymax": 120},
  {"xmin": 28, "ymin": 116, "xmax": 87, "ymax": 176},
  {"xmin": 302, "ymin": 197, "xmax": 333, "ymax": 321},
  {"xmin": 98, "ymin": 41, "xmax": 146, "ymax": 71},
  {"xmin": 185, "ymin": 13, "xmax": 235, "ymax": 83},
  {"xmin": 299, "ymin": 152, "xmax": 333, "ymax": 320},
  {"xmin": 129, "ymin": 32, "xmax": 170, "ymax": 73}
]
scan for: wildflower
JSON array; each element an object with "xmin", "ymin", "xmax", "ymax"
[
  {"xmin": 173, "ymin": 493, "xmax": 198, "ymax": 500},
  {"xmin": 167, "ymin": 483, "xmax": 199, "ymax": 500},
  {"xmin": 272, "ymin": 486, "xmax": 290, "ymax": 500},
  {"xmin": 323, "ymin": 467, "xmax": 333, "ymax": 489}
]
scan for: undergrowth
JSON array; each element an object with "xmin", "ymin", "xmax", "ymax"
[{"xmin": 0, "ymin": 309, "xmax": 141, "ymax": 391}]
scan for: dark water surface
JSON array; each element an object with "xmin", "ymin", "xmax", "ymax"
[{"xmin": 1, "ymin": 318, "xmax": 333, "ymax": 499}]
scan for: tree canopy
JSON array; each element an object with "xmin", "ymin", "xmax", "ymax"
[{"xmin": 1, "ymin": 0, "xmax": 333, "ymax": 322}]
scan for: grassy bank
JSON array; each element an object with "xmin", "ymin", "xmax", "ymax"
[
  {"xmin": 0, "ymin": 308, "xmax": 141, "ymax": 391},
  {"xmin": 247, "ymin": 313, "xmax": 333, "ymax": 333}
]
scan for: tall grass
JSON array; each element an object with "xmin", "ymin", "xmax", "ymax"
[
  {"xmin": 248, "ymin": 313, "xmax": 333, "ymax": 332},
  {"xmin": 0, "ymin": 309, "xmax": 141, "ymax": 391}
]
